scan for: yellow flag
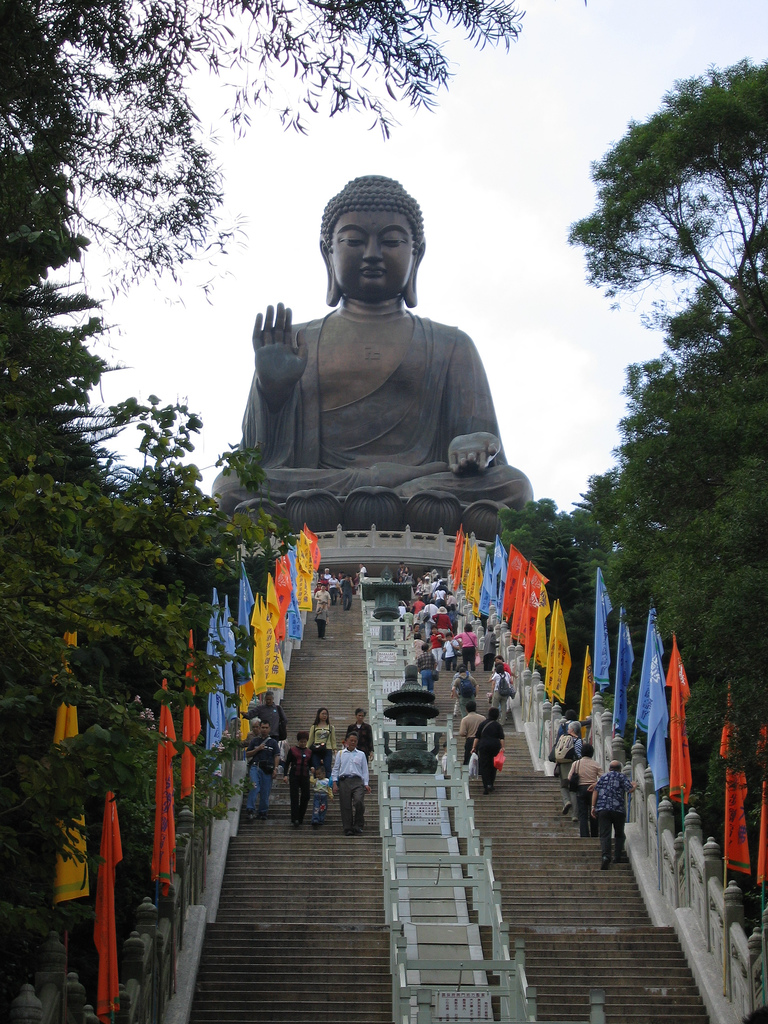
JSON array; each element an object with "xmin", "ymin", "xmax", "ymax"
[
  {"xmin": 578, "ymin": 647, "xmax": 594, "ymax": 736},
  {"xmin": 460, "ymin": 535, "xmax": 472, "ymax": 591},
  {"xmin": 264, "ymin": 576, "xmax": 285, "ymax": 691},
  {"xmin": 545, "ymin": 600, "xmax": 572, "ymax": 705},
  {"xmin": 297, "ymin": 530, "xmax": 313, "ymax": 575},
  {"xmin": 534, "ymin": 584, "xmax": 550, "ymax": 669},
  {"xmin": 53, "ymin": 702, "xmax": 90, "ymax": 903},
  {"xmin": 296, "ymin": 568, "xmax": 313, "ymax": 611},
  {"xmin": 251, "ymin": 598, "xmax": 267, "ymax": 695},
  {"xmin": 469, "ymin": 548, "xmax": 483, "ymax": 618},
  {"xmin": 238, "ymin": 681, "xmax": 255, "ymax": 740}
]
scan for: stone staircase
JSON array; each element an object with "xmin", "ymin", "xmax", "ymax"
[
  {"xmin": 468, "ymin": 731, "xmax": 710, "ymax": 1024},
  {"xmin": 188, "ymin": 594, "xmax": 392, "ymax": 1024},
  {"xmin": 189, "ymin": 593, "xmax": 711, "ymax": 1024}
]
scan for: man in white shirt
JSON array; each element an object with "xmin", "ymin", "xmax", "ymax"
[{"xmin": 332, "ymin": 732, "xmax": 371, "ymax": 836}]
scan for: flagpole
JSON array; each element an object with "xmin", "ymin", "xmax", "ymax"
[
  {"xmin": 722, "ymin": 855, "xmax": 728, "ymax": 996},
  {"xmin": 655, "ymin": 791, "xmax": 662, "ymax": 890}
]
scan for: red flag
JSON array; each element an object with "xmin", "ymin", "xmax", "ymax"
[
  {"xmin": 181, "ymin": 634, "xmax": 201, "ymax": 800},
  {"xmin": 273, "ymin": 555, "xmax": 293, "ymax": 642},
  {"xmin": 667, "ymin": 635, "xmax": 692, "ymax": 804},
  {"xmin": 152, "ymin": 681, "xmax": 177, "ymax": 895},
  {"xmin": 449, "ymin": 526, "xmax": 465, "ymax": 590},
  {"xmin": 501, "ymin": 545, "xmax": 526, "ymax": 622},
  {"xmin": 522, "ymin": 562, "xmax": 549, "ymax": 662},
  {"xmin": 510, "ymin": 568, "xmax": 528, "ymax": 641},
  {"xmin": 94, "ymin": 792, "xmax": 122, "ymax": 1023},
  {"xmin": 720, "ymin": 707, "xmax": 750, "ymax": 875},
  {"xmin": 302, "ymin": 525, "xmax": 321, "ymax": 571}
]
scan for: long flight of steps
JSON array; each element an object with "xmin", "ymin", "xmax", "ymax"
[
  {"xmin": 469, "ymin": 730, "xmax": 710, "ymax": 1024},
  {"xmin": 188, "ymin": 595, "xmax": 393, "ymax": 1024}
]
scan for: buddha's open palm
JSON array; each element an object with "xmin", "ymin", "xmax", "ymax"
[
  {"xmin": 253, "ymin": 303, "xmax": 308, "ymax": 407},
  {"xmin": 448, "ymin": 432, "xmax": 500, "ymax": 474}
]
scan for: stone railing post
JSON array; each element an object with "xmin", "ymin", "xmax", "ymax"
[
  {"xmin": 590, "ymin": 690, "xmax": 604, "ymax": 746},
  {"xmin": 703, "ymin": 836, "xmax": 722, "ymax": 954},
  {"xmin": 611, "ymin": 733, "xmax": 626, "ymax": 767},
  {"xmin": 9, "ymin": 985, "xmax": 43, "ymax": 1024},
  {"xmin": 724, "ymin": 880, "xmax": 746, "ymax": 998},
  {"xmin": 673, "ymin": 833, "xmax": 686, "ymax": 908}
]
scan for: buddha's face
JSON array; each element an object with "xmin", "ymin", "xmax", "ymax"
[{"xmin": 327, "ymin": 210, "xmax": 417, "ymax": 303}]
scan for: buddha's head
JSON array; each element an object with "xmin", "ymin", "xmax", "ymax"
[{"xmin": 320, "ymin": 175, "xmax": 426, "ymax": 308}]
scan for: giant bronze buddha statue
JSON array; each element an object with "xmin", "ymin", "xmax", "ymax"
[{"xmin": 214, "ymin": 175, "xmax": 533, "ymax": 536}]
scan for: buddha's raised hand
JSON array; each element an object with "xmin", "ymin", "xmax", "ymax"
[
  {"xmin": 252, "ymin": 303, "xmax": 308, "ymax": 409},
  {"xmin": 448, "ymin": 432, "xmax": 500, "ymax": 475}
]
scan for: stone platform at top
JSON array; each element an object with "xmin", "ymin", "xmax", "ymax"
[{"xmin": 212, "ymin": 175, "xmax": 533, "ymax": 536}]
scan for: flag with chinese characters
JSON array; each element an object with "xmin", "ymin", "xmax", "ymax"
[
  {"xmin": 522, "ymin": 562, "xmax": 548, "ymax": 662},
  {"xmin": 545, "ymin": 600, "xmax": 571, "ymax": 704},
  {"xmin": 264, "ymin": 575, "xmax": 286, "ymax": 690},
  {"xmin": 449, "ymin": 526, "xmax": 465, "ymax": 590},
  {"xmin": 251, "ymin": 597, "xmax": 267, "ymax": 695},
  {"xmin": 578, "ymin": 647, "xmax": 594, "ymax": 732},
  {"xmin": 460, "ymin": 533, "xmax": 472, "ymax": 591},
  {"xmin": 593, "ymin": 567, "xmax": 613, "ymax": 690},
  {"xmin": 510, "ymin": 568, "xmax": 528, "ymax": 643},
  {"xmin": 501, "ymin": 545, "xmax": 526, "ymax": 622},
  {"xmin": 534, "ymin": 584, "xmax": 550, "ymax": 669},
  {"xmin": 635, "ymin": 607, "xmax": 664, "ymax": 733},
  {"xmin": 720, "ymin": 712, "xmax": 751, "ymax": 876},
  {"xmin": 151, "ymin": 684, "xmax": 177, "ymax": 896},
  {"xmin": 302, "ymin": 524, "xmax": 321, "ymax": 571},
  {"xmin": 273, "ymin": 555, "xmax": 293, "ymax": 642},
  {"xmin": 646, "ymin": 626, "xmax": 669, "ymax": 792},
  {"xmin": 667, "ymin": 635, "xmax": 691, "ymax": 804},
  {"xmin": 295, "ymin": 532, "xmax": 314, "ymax": 611},
  {"xmin": 94, "ymin": 792, "xmax": 122, "ymax": 1023}
]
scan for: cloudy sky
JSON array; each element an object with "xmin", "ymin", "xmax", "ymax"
[{"xmin": 89, "ymin": 1, "xmax": 768, "ymax": 512}]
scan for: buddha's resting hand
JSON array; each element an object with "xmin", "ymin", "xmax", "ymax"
[
  {"xmin": 253, "ymin": 303, "xmax": 308, "ymax": 410},
  {"xmin": 448, "ymin": 432, "xmax": 500, "ymax": 475}
]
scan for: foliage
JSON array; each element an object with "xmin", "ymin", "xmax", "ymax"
[
  {"xmin": 571, "ymin": 58, "xmax": 768, "ymax": 861},
  {"xmin": 569, "ymin": 60, "xmax": 768, "ymax": 349},
  {"xmin": 1, "ymin": 0, "xmax": 523, "ymax": 279},
  {"xmin": 499, "ymin": 499, "xmax": 613, "ymax": 711}
]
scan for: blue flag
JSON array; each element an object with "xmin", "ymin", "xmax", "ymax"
[
  {"xmin": 206, "ymin": 588, "xmax": 227, "ymax": 749},
  {"xmin": 492, "ymin": 537, "xmax": 507, "ymax": 609},
  {"xmin": 221, "ymin": 595, "xmax": 237, "ymax": 723},
  {"xmin": 611, "ymin": 608, "xmax": 634, "ymax": 738},
  {"xmin": 635, "ymin": 607, "xmax": 664, "ymax": 734},
  {"xmin": 286, "ymin": 546, "xmax": 303, "ymax": 642},
  {"xmin": 237, "ymin": 563, "xmax": 255, "ymax": 684},
  {"xmin": 479, "ymin": 555, "xmax": 494, "ymax": 617},
  {"xmin": 646, "ymin": 620, "xmax": 669, "ymax": 791},
  {"xmin": 593, "ymin": 567, "xmax": 613, "ymax": 690}
]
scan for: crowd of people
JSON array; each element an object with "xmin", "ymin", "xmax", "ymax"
[
  {"xmin": 245, "ymin": 565, "xmax": 635, "ymax": 869},
  {"xmin": 243, "ymin": 688, "xmax": 375, "ymax": 835}
]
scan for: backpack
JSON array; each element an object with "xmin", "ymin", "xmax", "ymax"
[
  {"xmin": 554, "ymin": 733, "xmax": 575, "ymax": 764},
  {"xmin": 459, "ymin": 676, "xmax": 475, "ymax": 699},
  {"xmin": 497, "ymin": 672, "xmax": 513, "ymax": 699}
]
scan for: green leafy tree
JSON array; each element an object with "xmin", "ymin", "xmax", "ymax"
[
  {"xmin": 500, "ymin": 499, "xmax": 613, "ymax": 710},
  {"xmin": 1, "ymin": 0, "xmax": 524, "ymax": 279},
  {"xmin": 571, "ymin": 59, "xmax": 768, "ymax": 861}
]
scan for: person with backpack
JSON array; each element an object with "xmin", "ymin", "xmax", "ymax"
[
  {"xmin": 490, "ymin": 665, "xmax": 515, "ymax": 725},
  {"xmin": 555, "ymin": 721, "xmax": 583, "ymax": 818},
  {"xmin": 451, "ymin": 666, "xmax": 476, "ymax": 718}
]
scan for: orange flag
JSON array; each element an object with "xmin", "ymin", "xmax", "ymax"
[
  {"xmin": 302, "ymin": 524, "xmax": 321, "ymax": 571},
  {"xmin": 181, "ymin": 632, "xmax": 201, "ymax": 800},
  {"xmin": 94, "ymin": 792, "xmax": 122, "ymax": 1023},
  {"xmin": 510, "ymin": 568, "xmax": 528, "ymax": 641},
  {"xmin": 273, "ymin": 555, "xmax": 293, "ymax": 642},
  {"xmin": 152, "ymin": 682, "xmax": 177, "ymax": 895},
  {"xmin": 720, "ymin": 713, "xmax": 751, "ymax": 876},
  {"xmin": 666, "ymin": 635, "xmax": 692, "ymax": 804},
  {"xmin": 522, "ymin": 562, "xmax": 549, "ymax": 662},
  {"xmin": 501, "ymin": 545, "xmax": 526, "ymax": 623},
  {"xmin": 449, "ymin": 526, "xmax": 465, "ymax": 590}
]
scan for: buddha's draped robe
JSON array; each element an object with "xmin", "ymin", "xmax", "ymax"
[{"xmin": 215, "ymin": 314, "xmax": 532, "ymax": 514}]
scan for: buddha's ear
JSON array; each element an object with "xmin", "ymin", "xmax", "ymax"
[
  {"xmin": 321, "ymin": 240, "xmax": 341, "ymax": 307},
  {"xmin": 404, "ymin": 241, "xmax": 426, "ymax": 308}
]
